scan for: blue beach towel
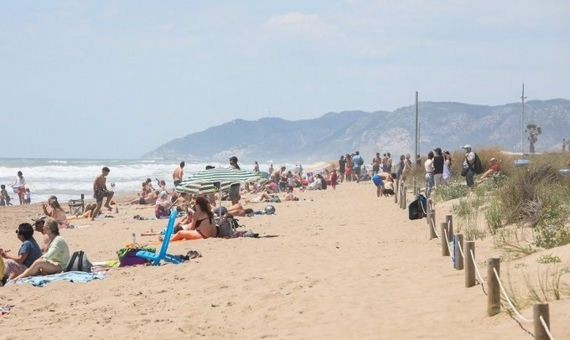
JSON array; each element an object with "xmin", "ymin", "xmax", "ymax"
[{"xmin": 12, "ymin": 271, "xmax": 105, "ymax": 287}]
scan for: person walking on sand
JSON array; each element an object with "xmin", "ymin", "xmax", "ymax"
[
  {"xmin": 12, "ymin": 171, "xmax": 26, "ymax": 205},
  {"xmin": 173, "ymin": 161, "xmax": 185, "ymax": 187},
  {"xmin": 330, "ymin": 169, "xmax": 338, "ymax": 190},
  {"xmin": 92, "ymin": 167, "xmax": 114, "ymax": 221},
  {"xmin": 338, "ymin": 155, "xmax": 346, "ymax": 182}
]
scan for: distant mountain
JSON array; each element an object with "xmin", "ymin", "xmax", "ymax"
[{"xmin": 144, "ymin": 99, "xmax": 570, "ymax": 162}]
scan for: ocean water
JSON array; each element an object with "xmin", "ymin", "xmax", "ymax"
[{"xmin": 0, "ymin": 159, "xmax": 285, "ymax": 204}]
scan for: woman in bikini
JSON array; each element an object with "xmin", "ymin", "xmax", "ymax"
[
  {"xmin": 169, "ymin": 196, "xmax": 216, "ymax": 241},
  {"xmin": 42, "ymin": 196, "xmax": 70, "ymax": 228}
]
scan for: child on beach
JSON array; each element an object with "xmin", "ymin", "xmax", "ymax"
[
  {"xmin": 0, "ymin": 185, "xmax": 11, "ymax": 206},
  {"xmin": 330, "ymin": 170, "xmax": 338, "ymax": 190},
  {"xmin": 287, "ymin": 171, "xmax": 295, "ymax": 192},
  {"xmin": 24, "ymin": 188, "xmax": 31, "ymax": 204}
]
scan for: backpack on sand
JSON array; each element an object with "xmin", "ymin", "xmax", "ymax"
[
  {"xmin": 66, "ymin": 250, "xmax": 93, "ymax": 273},
  {"xmin": 217, "ymin": 218, "xmax": 241, "ymax": 238}
]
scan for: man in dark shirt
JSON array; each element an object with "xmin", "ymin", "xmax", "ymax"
[
  {"xmin": 338, "ymin": 155, "xmax": 346, "ymax": 182},
  {"xmin": 433, "ymin": 147, "xmax": 444, "ymax": 188}
]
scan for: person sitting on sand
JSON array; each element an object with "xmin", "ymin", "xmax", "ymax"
[
  {"xmin": 477, "ymin": 157, "xmax": 502, "ymax": 184},
  {"xmin": 0, "ymin": 223, "xmax": 42, "ymax": 282},
  {"xmin": 129, "ymin": 189, "xmax": 159, "ymax": 205},
  {"xmin": 383, "ymin": 178, "xmax": 395, "ymax": 196},
  {"xmin": 42, "ymin": 196, "xmax": 70, "ymax": 228},
  {"xmin": 227, "ymin": 194, "xmax": 246, "ymax": 217},
  {"xmin": 155, "ymin": 191, "xmax": 172, "ymax": 219},
  {"xmin": 169, "ymin": 197, "xmax": 216, "ymax": 241},
  {"xmin": 14, "ymin": 219, "xmax": 70, "ymax": 280},
  {"xmin": 92, "ymin": 167, "xmax": 114, "ymax": 221},
  {"xmin": 0, "ymin": 184, "xmax": 11, "ymax": 206}
]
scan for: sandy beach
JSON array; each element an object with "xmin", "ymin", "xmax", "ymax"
[{"xmin": 1, "ymin": 182, "xmax": 569, "ymax": 339}]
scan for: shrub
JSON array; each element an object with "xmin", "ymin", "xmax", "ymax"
[
  {"xmin": 433, "ymin": 182, "xmax": 468, "ymax": 202},
  {"xmin": 485, "ymin": 198, "xmax": 503, "ymax": 234}
]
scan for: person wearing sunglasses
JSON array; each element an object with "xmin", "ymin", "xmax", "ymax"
[{"xmin": 0, "ymin": 223, "xmax": 42, "ymax": 283}]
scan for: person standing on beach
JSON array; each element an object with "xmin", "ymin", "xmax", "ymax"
[
  {"xmin": 12, "ymin": 171, "xmax": 26, "ymax": 205},
  {"xmin": 433, "ymin": 148, "xmax": 444, "ymax": 189},
  {"xmin": 563, "ymin": 138, "xmax": 567, "ymax": 152},
  {"xmin": 462, "ymin": 145, "xmax": 476, "ymax": 188},
  {"xmin": 352, "ymin": 151, "xmax": 364, "ymax": 183},
  {"xmin": 424, "ymin": 151, "xmax": 435, "ymax": 198},
  {"xmin": 173, "ymin": 161, "xmax": 185, "ymax": 187},
  {"xmin": 253, "ymin": 161, "xmax": 260, "ymax": 173},
  {"xmin": 372, "ymin": 153, "xmax": 381, "ymax": 175},
  {"xmin": 338, "ymin": 155, "xmax": 346, "ymax": 182},
  {"xmin": 92, "ymin": 167, "xmax": 114, "ymax": 221}
]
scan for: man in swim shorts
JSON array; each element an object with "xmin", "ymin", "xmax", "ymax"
[
  {"xmin": 92, "ymin": 167, "xmax": 114, "ymax": 221},
  {"xmin": 173, "ymin": 161, "xmax": 185, "ymax": 187},
  {"xmin": 372, "ymin": 174, "xmax": 384, "ymax": 198}
]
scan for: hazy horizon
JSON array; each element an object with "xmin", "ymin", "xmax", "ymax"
[{"xmin": 2, "ymin": 1, "xmax": 569, "ymax": 158}]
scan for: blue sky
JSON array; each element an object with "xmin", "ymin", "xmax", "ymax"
[{"xmin": 2, "ymin": 0, "xmax": 569, "ymax": 158}]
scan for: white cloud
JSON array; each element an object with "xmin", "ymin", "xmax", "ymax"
[{"xmin": 263, "ymin": 12, "xmax": 336, "ymax": 40}]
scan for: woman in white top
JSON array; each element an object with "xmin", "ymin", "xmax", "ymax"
[
  {"xmin": 424, "ymin": 151, "xmax": 435, "ymax": 198},
  {"xmin": 442, "ymin": 151, "xmax": 452, "ymax": 184},
  {"xmin": 12, "ymin": 171, "xmax": 26, "ymax": 205}
]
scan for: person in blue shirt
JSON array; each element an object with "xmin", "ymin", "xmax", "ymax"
[
  {"xmin": 352, "ymin": 151, "xmax": 364, "ymax": 183},
  {"xmin": 372, "ymin": 174, "xmax": 385, "ymax": 197},
  {"xmin": 1, "ymin": 223, "xmax": 42, "ymax": 282}
]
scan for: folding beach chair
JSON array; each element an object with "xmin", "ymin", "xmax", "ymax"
[
  {"xmin": 68, "ymin": 194, "xmax": 85, "ymax": 215},
  {"xmin": 135, "ymin": 210, "xmax": 183, "ymax": 266}
]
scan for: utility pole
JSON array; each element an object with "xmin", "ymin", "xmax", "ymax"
[
  {"xmin": 414, "ymin": 91, "xmax": 419, "ymax": 194},
  {"xmin": 520, "ymin": 83, "xmax": 527, "ymax": 156}
]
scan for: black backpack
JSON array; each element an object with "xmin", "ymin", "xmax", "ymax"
[
  {"xmin": 66, "ymin": 250, "xmax": 93, "ymax": 272},
  {"xmin": 473, "ymin": 153, "xmax": 483, "ymax": 174}
]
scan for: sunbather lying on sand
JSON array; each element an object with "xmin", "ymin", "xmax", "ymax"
[{"xmin": 168, "ymin": 197, "xmax": 217, "ymax": 241}]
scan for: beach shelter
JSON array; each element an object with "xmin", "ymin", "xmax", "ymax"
[
  {"xmin": 176, "ymin": 168, "xmax": 262, "ymax": 213},
  {"xmin": 175, "ymin": 168, "xmax": 262, "ymax": 195}
]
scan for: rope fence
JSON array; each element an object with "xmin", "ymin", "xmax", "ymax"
[{"xmin": 394, "ymin": 183, "xmax": 556, "ymax": 339}]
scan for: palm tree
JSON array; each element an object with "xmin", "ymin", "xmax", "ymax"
[{"xmin": 525, "ymin": 124, "xmax": 542, "ymax": 154}]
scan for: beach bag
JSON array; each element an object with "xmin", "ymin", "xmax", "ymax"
[
  {"xmin": 408, "ymin": 194, "xmax": 427, "ymax": 220},
  {"xmin": 66, "ymin": 250, "xmax": 93, "ymax": 273},
  {"xmin": 217, "ymin": 218, "xmax": 240, "ymax": 238},
  {"xmin": 117, "ymin": 246, "xmax": 156, "ymax": 267}
]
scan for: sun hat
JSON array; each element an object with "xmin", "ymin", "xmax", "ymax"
[{"xmin": 462, "ymin": 144, "xmax": 472, "ymax": 149}]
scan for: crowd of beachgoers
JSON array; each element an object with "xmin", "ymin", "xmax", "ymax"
[{"xmin": 0, "ymin": 145, "xmax": 504, "ymax": 287}]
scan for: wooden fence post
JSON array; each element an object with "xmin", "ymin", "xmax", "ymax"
[
  {"xmin": 394, "ymin": 179, "xmax": 399, "ymax": 204},
  {"xmin": 440, "ymin": 222, "xmax": 449, "ymax": 256},
  {"xmin": 487, "ymin": 258, "xmax": 501, "ymax": 316},
  {"xmin": 445, "ymin": 215, "xmax": 453, "ymax": 238},
  {"xmin": 533, "ymin": 304, "xmax": 550, "ymax": 340},
  {"xmin": 454, "ymin": 234, "xmax": 464, "ymax": 270},
  {"xmin": 465, "ymin": 241, "xmax": 475, "ymax": 287},
  {"xmin": 427, "ymin": 211, "xmax": 435, "ymax": 239}
]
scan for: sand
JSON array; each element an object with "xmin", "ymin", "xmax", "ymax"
[{"xmin": 1, "ymin": 183, "xmax": 569, "ymax": 339}]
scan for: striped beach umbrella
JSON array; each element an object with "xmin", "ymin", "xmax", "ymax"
[{"xmin": 175, "ymin": 168, "xmax": 261, "ymax": 195}]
